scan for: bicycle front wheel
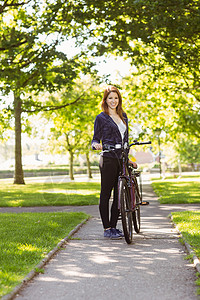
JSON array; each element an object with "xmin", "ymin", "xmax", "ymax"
[
  {"xmin": 132, "ymin": 189, "xmax": 141, "ymax": 234},
  {"xmin": 119, "ymin": 178, "xmax": 133, "ymax": 244}
]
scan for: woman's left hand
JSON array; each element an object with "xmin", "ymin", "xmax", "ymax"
[{"xmin": 129, "ymin": 160, "xmax": 137, "ymax": 169}]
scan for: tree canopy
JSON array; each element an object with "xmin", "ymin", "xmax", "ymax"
[
  {"xmin": 1, "ymin": 0, "xmax": 200, "ymax": 180},
  {"xmin": 0, "ymin": 0, "xmax": 94, "ymax": 183},
  {"xmin": 68, "ymin": 0, "xmax": 200, "ymax": 139}
]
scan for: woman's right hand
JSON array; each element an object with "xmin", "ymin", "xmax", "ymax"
[{"xmin": 92, "ymin": 143, "xmax": 102, "ymax": 150}]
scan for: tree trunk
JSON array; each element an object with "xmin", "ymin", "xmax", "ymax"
[
  {"xmin": 69, "ymin": 151, "xmax": 74, "ymax": 180},
  {"xmin": 86, "ymin": 152, "xmax": 92, "ymax": 179},
  {"xmin": 13, "ymin": 92, "xmax": 25, "ymax": 184},
  {"xmin": 178, "ymin": 157, "xmax": 182, "ymax": 178},
  {"xmin": 191, "ymin": 163, "xmax": 195, "ymax": 171}
]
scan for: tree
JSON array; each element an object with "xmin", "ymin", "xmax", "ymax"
[
  {"xmin": 175, "ymin": 137, "xmax": 200, "ymax": 170},
  {"xmin": 65, "ymin": 0, "xmax": 200, "ymax": 138},
  {"xmin": 0, "ymin": 0, "xmax": 93, "ymax": 183},
  {"xmin": 113, "ymin": 43, "xmax": 199, "ymax": 144},
  {"xmin": 73, "ymin": 0, "xmax": 200, "ymax": 72},
  {"xmin": 43, "ymin": 78, "xmax": 101, "ymax": 180}
]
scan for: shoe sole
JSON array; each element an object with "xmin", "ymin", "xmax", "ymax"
[{"xmin": 110, "ymin": 236, "xmax": 123, "ymax": 240}]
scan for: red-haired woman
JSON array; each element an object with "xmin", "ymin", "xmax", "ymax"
[{"xmin": 92, "ymin": 86, "xmax": 137, "ymax": 239}]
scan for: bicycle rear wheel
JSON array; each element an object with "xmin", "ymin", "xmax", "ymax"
[
  {"xmin": 119, "ymin": 178, "xmax": 133, "ymax": 244},
  {"xmin": 132, "ymin": 188, "xmax": 141, "ymax": 234}
]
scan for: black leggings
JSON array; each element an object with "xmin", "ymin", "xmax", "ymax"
[{"xmin": 99, "ymin": 156, "xmax": 121, "ymax": 229}]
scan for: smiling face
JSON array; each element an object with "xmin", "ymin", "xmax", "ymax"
[
  {"xmin": 101, "ymin": 86, "xmax": 123, "ymax": 118},
  {"xmin": 106, "ymin": 92, "xmax": 119, "ymax": 111}
]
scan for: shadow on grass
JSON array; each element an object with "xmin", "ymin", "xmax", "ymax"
[
  {"xmin": 172, "ymin": 211, "xmax": 200, "ymax": 259},
  {"xmin": 0, "ymin": 182, "xmax": 100, "ymax": 207},
  {"xmin": 152, "ymin": 181, "xmax": 200, "ymax": 204},
  {"xmin": 0, "ymin": 191, "xmax": 99, "ymax": 207}
]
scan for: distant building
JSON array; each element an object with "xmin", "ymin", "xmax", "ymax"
[{"xmin": 134, "ymin": 151, "xmax": 154, "ymax": 164}]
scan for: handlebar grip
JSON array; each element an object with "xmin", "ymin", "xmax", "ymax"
[
  {"xmin": 139, "ymin": 141, "xmax": 151, "ymax": 145},
  {"xmin": 129, "ymin": 141, "xmax": 151, "ymax": 147}
]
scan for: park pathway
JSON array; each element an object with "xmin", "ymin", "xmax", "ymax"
[{"xmin": 6, "ymin": 178, "xmax": 200, "ymax": 300}]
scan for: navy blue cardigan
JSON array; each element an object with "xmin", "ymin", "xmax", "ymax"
[{"xmin": 92, "ymin": 111, "xmax": 129, "ymax": 158}]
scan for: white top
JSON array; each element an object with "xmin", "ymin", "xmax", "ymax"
[{"xmin": 117, "ymin": 120, "xmax": 126, "ymax": 140}]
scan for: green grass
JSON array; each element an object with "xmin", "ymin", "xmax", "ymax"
[
  {"xmin": 171, "ymin": 210, "xmax": 200, "ymax": 295},
  {"xmin": 151, "ymin": 174, "xmax": 200, "ymax": 181},
  {"xmin": 151, "ymin": 180, "xmax": 200, "ymax": 204},
  {"xmin": 0, "ymin": 182, "xmax": 100, "ymax": 207},
  {"xmin": 0, "ymin": 211, "xmax": 89, "ymax": 297},
  {"xmin": 171, "ymin": 211, "xmax": 200, "ymax": 260}
]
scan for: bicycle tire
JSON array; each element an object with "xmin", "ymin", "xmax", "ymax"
[
  {"xmin": 119, "ymin": 178, "xmax": 133, "ymax": 244},
  {"xmin": 132, "ymin": 188, "xmax": 141, "ymax": 234}
]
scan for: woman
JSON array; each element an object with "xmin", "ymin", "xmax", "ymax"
[{"xmin": 92, "ymin": 86, "xmax": 137, "ymax": 239}]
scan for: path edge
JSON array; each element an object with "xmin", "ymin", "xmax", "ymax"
[
  {"xmin": 170, "ymin": 214, "xmax": 200, "ymax": 274},
  {"xmin": 1, "ymin": 217, "xmax": 90, "ymax": 300}
]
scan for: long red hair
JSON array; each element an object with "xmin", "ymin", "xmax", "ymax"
[{"xmin": 101, "ymin": 86, "xmax": 125, "ymax": 123}]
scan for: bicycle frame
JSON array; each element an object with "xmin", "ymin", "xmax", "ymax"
[
  {"xmin": 97, "ymin": 140, "xmax": 151, "ymax": 244},
  {"xmin": 100, "ymin": 140, "xmax": 151, "ymax": 211},
  {"xmin": 118, "ymin": 148, "xmax": 140, "ymax": 211}
]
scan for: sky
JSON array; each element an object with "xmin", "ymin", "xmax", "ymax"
[
  {"xmin": 57, "ymin": 37, "xmax": 132, "ymax": 83},
  {"xmin": 93, "ymin": 55, "xmax": 132, "ymax": 80}
]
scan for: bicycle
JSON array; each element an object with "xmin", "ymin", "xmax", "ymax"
[{"xmin": 102, "ymin": 140, "xmax": 151, "ymax": 244}]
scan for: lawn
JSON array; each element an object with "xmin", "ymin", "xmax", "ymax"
[
  {"xmin": 171, "ymin": 211, "xmax": 200, "ymax": 260},
  {"xmin": 0, "ymin": 211, "xmax": 89, "ymax": 297},
  {"xmin": 171, "ymin": 210, "xmax": 200, "ymax": 294},
  {"xmin": 151, "ymin": 174, "xmax": 200, "ymax": 180},
  {"xmin": 151, "ymin": 180, "xmax": 200, "ymax": 204},
  {"xmin": 0, "ymin": 182, "xmax": 100, "ymax": 207}
]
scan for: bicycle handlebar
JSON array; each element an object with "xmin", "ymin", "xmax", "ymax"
[
  {"xmin": 129, "ymin": 141, "xmax": 151, "ymax": 147},
  {"xmin": 103, "ymin": 141, "xmax": 151, "ymax": 150},
  {"xmin": 92, "ymin": 141, "xmax": 151, "ymax": 151},
  {"xmin": 103, "ymin": 144, "xmax": 121, "ymax": 151}
]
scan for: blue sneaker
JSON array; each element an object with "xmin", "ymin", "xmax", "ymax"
[
  {"xmin": 116, "ymin": 229, "xmax": 124, "ymax": 237},
  {"xmin": 104, "ymin": 229, "xmax": 111, "ymax": 238},
  {"xmin": 110, "ymin": 228, "xmax": 122, "ymax": 239}
]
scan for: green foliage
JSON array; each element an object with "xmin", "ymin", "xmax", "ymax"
[
  {"xmin": 0, "ymin": 181, "xmax": 100, "ymax": 207},
  {"xmin": 0, "ymin": 211, "xmax": 88, "ymax": 297},
  {"xmin": 0, "ymin": 109, "xmax": 12, "ymax": 139},
  {"xmin": 77, "ymin": 0, "xmax": 200, "ymax": 77},
  {"xmin": 121, "ymin": 47, "xmax": 200, "ymax": 142},
  {"xmin": 152, "ymin": 180, "xmax": 200, "ymax": 204},
  {"xmin": 69, "ymin": 0, "xmax": 200, "ymax": 140},
  {"xmin": 1, "ymin": 0, "xmax": 200, "ymax": 179},
  {"xmin": 0, "ymin": 1, "xmax": 95, "ymax": 183},
  {"xmin": 0, "ymin": 0, "xmax": 90, "ymax": 104},
  {"xmin": 175, "ymin": 138, "xmax": 200, "ymax": 164},
  {"xmin": 43, "ymin": 77, "xmax": 101, "ymax": 178}
]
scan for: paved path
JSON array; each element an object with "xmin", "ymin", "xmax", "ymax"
[{"xmin": 10, "ymin": 180, "xmax": 200, "ymax": 300}]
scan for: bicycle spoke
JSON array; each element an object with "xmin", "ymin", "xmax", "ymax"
[{"xmin": 119, "ymin": 178, "xmax": 133, "ymax": 244}]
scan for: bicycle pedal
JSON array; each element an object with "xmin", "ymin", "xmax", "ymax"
[{"xmin": 141, "ymin": 201, "xmax": 149, "ymax": 206}]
